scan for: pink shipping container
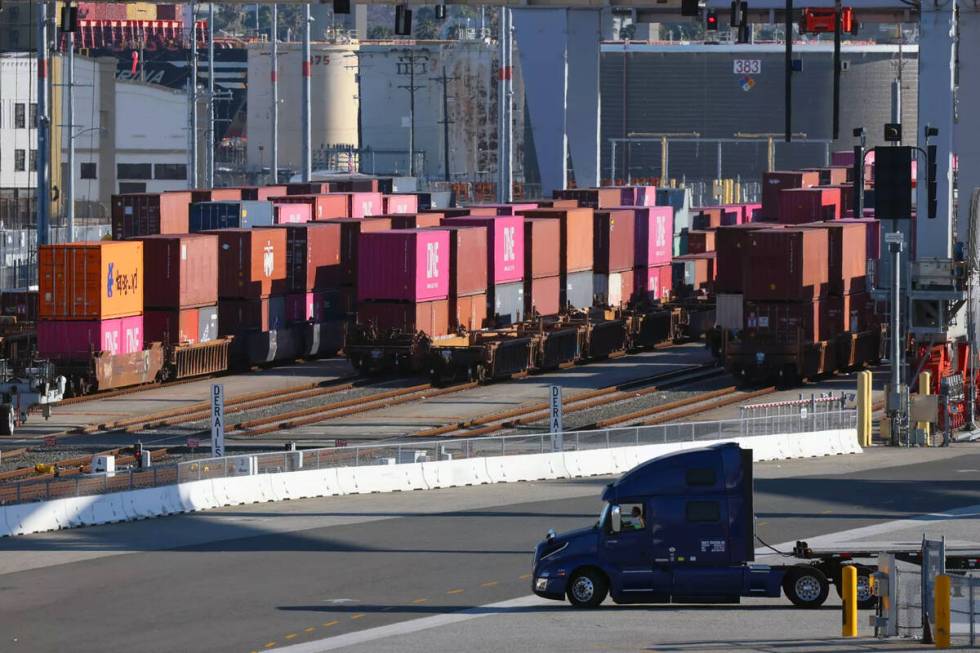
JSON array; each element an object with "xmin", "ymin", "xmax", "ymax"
[
  {"xmin": 445, "ymin": 216, "xmax": 525, "ymax": 284},
  {"xmin": 274, "ymin": 203, "xmax": 313, "ymax": 224},
  {"xmin": 37, "ymin": 316, "xmax": 144, "ymax": 357},
  {"xmin": 383, "ymin": 194, "xmax": 419, "ymax": 214},
  {"xmin": 350, "ymin": 192, "xmax": 384, "ymax": 217},
  {"xmin": 635, "ymin": 265, "xmax": 672, "ymax": 301},
  {"xmin": 357, "ymin": 229, "xmax": 451, "ymax": 302},
  {"xmin": 634, "ymin": 206, "xmax": 674, "ymax": 267}
]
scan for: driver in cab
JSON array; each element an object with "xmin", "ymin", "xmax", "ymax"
[{"xmin": 622, "ymin": 505, "xmax": 645, "ymax": 530}]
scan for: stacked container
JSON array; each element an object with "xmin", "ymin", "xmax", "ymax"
[
  {"xmin": 111, "ymin": 191, "xmax": 193, "ymax": 239},
  {"xmin": 519, "ymin": 208, "xmax": 593, "ymax": 310},
  {"xmin": 761, "ymin": 170, "xmax": 821, "ymax": 221},
  {"xmin": 271, "ymin": 194, "xmax": 349, "ymax": 221},
  {"xmin": 139, "ymin": 234, "xmax": 219, "ymax": 346},
  {"xmin": 442, "ymin": 226, "xmax": 489, "ymax": 330},
  {"xmin": 553, "ymin": 188, "xmax": 627, "ymax": 209},
  {"xmin": 209, "ymin": 227, "xmax": 288, "ymax": 336},
  {"xmin": 273, "ymin": 203, "xmax": 313, "ymax": 224},
  {"xmin": 445, "ymin": 215, "xmax": 526, "ymax": 324},
  {"xmin": 383, "ymin": 194, "xmax": 419, "ymax": 214},
  {"xmin": 592, "ymin": 209, "xmax": 635, "ymax": 308},
  {"xmin": 672, "ymin": 253, "xmax": 716, "ymax": 297},
  {"xmin": 189, "ymin": 201, "xmax": 275, "ymax": 232},
  {"xmin": 386, "ymin": 213, "xmax": 444, "ymax": 229},
  {"xmin": 357, "ymin": 229, "xmax": 452, "ymax": 336},
  {"xmin": 237, "ymin": 186, "xmax": 288, "ymax": 201},
  {"xmin": 632, "ymin": 206, "xmax": 674, "ymax": 302},
  {"xmin": 272, "ymin": 223, "xmax": 343, "ymax": 323},
  {"xmin": 37, "ymin": 242, "xmax": 145, "ymax": 358},
  {"xmin": 523, "ymin": 218, "xmax": 562, "ymax": 317},
  {"xmin": 654, "ymin": 188, "xmax": 691, "ymax": 256},
  {"xmin": 778, "ymin": 188, "xmax": 842, "ymax": 224},
  {"xmin": 685, "ymin": 230, "xmax": 716, "ymax": 255},
  {"xmin": 348, "ymin": 192, "xmax": 384, "ymax": 217},
  {"xmin": 466, "ymin": 203, "xmax": 537, "ymax": 216},
  {"xmin": 325, "ymin": 217, "xmax": 394, "ymax": 309}
]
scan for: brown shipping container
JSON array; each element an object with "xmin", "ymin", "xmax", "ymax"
[
  {"xmin": 521, "ymin": 208, "xmax": 594, "ymax": 273},
  {"xmin": 139, "ymin": 233, "xmax": 219, "ymax": 309},
  {"xmin": 711, "ymin": 223, "xmax": 779, "ymax": 294},
  {"xmin": 761, "ymin": 170, "xmax": 821, "ymax": 221},
  {"xmin": 531, "ymin": 199, "xmax": 579, "ymax": 209},
  {"xmin": 272, "ymin": 194, "xmax": 349, "ymax": 220},
  {"xmin": 431, "ymin": 208, "xmax": 472, "ymax": 220},
  {"xmin": 692, "ymin": 208, "xmax": 723, "ymax": 230},
  {"xmin": 525, "ymin": 275, "xmax": 561, "ymax": 316},
  {"xmin": 800, "ymin": 222, "xmax": 867, "ymax": 295},
  {"xmin": 744, "ymin": 299, "xmax": 829, "ymax": 342},
  {"xmin": 273, "ymin": 222, "xmax": 342, "ymax": 292},
  {"xmin": 357, "ymin": 299, "xmax": 451, "ymax": 337},
  {"xmin": 523, "ymin": 218, "xmax": 561, "ymax": 279},
  {"xmin": 744, "ymin": 228, "xmax": 829, "ymax": 301},
  {"xmin": 286, "ymin": 182, "xmax": 333, "ymax": 195},
  {"xmin": 210, "ymin": 228, "xmax": 288, "ymax": 299},
  {"xmin": 593, "ymin": 209, "xmax": 635, "ymax": 273},
  {"xmin": 553, "ymin": 188, "xmax": 623, "ymax": 209},
  {"xmin": 238, "ymin": 186, "xmax": 289, "ymax": 201},
  {"xmin": 443, "ymin": 225, "xmax": 489, "ymax": 296},
  {"xmin": 111, "ymin": 192, "xmax": 191, "ymax": 239},
  {"xmin": 686, "ymin": 230, "xmax": 716, "ymax": 254},
  {"xmin": 39, "ymin": 242, "xmax": 143, "ymax": 320},
  {"xmin": 804, "ymin": 166, "xmax": 851, "ymax": 185},
  {"xmin": 218, "ymin": 296, "xmax": 286, "ymax": 334},
  {"xmin": 328, "ymin": 217, "xmax": 393, "ymax": 286},
  {"xmin": 386, "ymin": 213, "xmax": 444, "ymax": 229},
  {"xmin": 452, "ymin": 293, "xmax": 488, "ymax": 331}
]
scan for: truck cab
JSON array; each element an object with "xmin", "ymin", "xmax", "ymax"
[{"xmin": 532, "ymin": 443, "xmax": 785, "ymax": 607}]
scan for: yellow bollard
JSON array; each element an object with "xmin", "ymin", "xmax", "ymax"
[
  {"xmin": 842, "ymin": 566, "xmax": 858, "ymax": 637},
  {"xmin": 934, "ymin": 574, "xmax": 951, "ymax": 648},
  {"xmin": 857, "ymin": 370, "xmax": 872, "ymax": 447},
  {"xmin": 918, "ymin": 371, "xmax": 932, "ymax": 445}
]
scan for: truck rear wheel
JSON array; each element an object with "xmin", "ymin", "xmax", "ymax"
[
  {"xmin": 783, "ymin": 565, "xmax": 829, "ymax": 608},
  {"xmin": 0, "ymin": 405, "xmax": 14, "ymax": 436},
  {"xmin": 834, "ymin": 566, "xmax": 876, "ymax": 609},
  {"xmin": 567, "ymin": 568, "xmax": 608, "ymax": 608}
]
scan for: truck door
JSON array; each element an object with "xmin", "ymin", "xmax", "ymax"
[{"xmin": 600, "ymin": 501, "xmax": 669, "ymax": 603}]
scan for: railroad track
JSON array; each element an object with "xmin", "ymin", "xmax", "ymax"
[
  {"xmin": 0, "ymin": 447, "xmax": 173, "ymax": 484},
  {"xmin": 591, "ymin": 385, "xmax": 778, "ymax": 429}
]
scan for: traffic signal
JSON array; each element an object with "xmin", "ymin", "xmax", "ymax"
[
  {"xmin": 706, "ymin": 10, "xmax": 719, "ymax": 30},
  {"xmin": 681, "ymin": 0, "xmax": 700, "ymax": 16},
  {"xmin": 333, "ymin": 0, "xmax": 351, "ymax": 15},
  {"xmin": 875, "ymin": 146, "xmax": 913, "ymax": 221},
  {"xmin": 395, "ymin": 4, "xmax": 412, "ymax": 35},
  {"xmin": 435, "ymin": 4, "xmax": 447, "ymax": 20}
]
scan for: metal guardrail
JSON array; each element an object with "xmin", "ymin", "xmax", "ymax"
[
  {"xmin": 0, "ymin": 410, "xmax": 857, "ymax": 506},
  {"xmin": 950, "ymin": 574, "xmax": 979, "ymax": 646}
]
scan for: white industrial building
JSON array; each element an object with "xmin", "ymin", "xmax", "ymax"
[{"xmin": 0, "ymin": 54, "xmax": 38, "ymax": 198}]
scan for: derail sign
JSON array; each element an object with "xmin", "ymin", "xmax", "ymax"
[{"xmin": 211, "ymin": 384, "xmax": 225, "ymax": 457}]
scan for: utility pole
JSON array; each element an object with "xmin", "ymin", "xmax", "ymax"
[
  {"xmin": 66, "ymin": 15, "xmax": 75, "ymax": 242},
  {"xmin": 207, "ymin": 2, "xmax": 216, "ymax": 187},
  {"xmin": 431, "ymin": 66, "xmax": 456, "ymax": 182},
  {"xmin": 271, "ymin": 4, "xmax": 279, "ymax": 185},
  {"xmin": 397, "ymin": 49, "xmax": 426, "ymax": 178},
  {"xmin": 36, "ymin": 2, "xmax": 50, "ymax": 246},
  {"xmin": 302, "ymin": 2, "xmax": 312, "ymax": 182},
  {"xmin": 497, "ymin": 7, "xmax": 512, "ymax": 202},
  {"xmin": 189, "ymin": 0, "xmax": 199, "ymax": 189}
]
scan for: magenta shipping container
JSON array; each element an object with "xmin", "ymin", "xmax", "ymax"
[
  {"xmin": 37, "ymin": 316, "xmax": 144, "ymax": 358},
  {"xmin": 274, "ymin": 203, "xmax": 313, "ymax": 224},
  {"xmin": 445, "ymin": 215, "xmax": 525, "ymax": 284},
  {"xmin": 350, "ymin": 192, "xmax": 384, "ymax": 218},
  {"xmin": 357, "ymin": 229, "xmax": 451, "ymax": 302},
  {"xmin": 634, "ymin": 206, "xmax": 674, "ymax": 267}
]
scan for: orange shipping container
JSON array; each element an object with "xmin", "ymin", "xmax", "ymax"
[
  {"xmin": 39, "ymin": 242, "xmax": 144, "ymax": 320},
  {"xmin": 521, "ymin": 208, "xmax": 594, "ymax": 273}
]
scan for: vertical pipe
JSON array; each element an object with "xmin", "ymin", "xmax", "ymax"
[
  {"xmin": 621, "ymin": 44, "xmax": 628, "ymax": 184},
  {"xmin": 497, "ymin": 7, "xmax": 506, "ymax": 201},
  {"xmin": 37, "ymin": 1, "xmax": 50, "ymax": 246},
  {"xmin": 890, "ymin": 236, "xmax": 902, "ymax": 446},
  {"xmin": 190, "ymin": 0, "xmax": 199, "ymax": 189},
  {"xmin": 271, "ymin": 4, "xmax": 279, "ymax": 185},
  {"xmin": 66, "ymin": 27, "xmax": 75, "ymax": 242},
  {"xmin": 504, "ymin": 8, "xmax": 512, "ymax": 202},
  {"xmin": 716, "ymin": 141, "xmax": 722, "ymax": 181},
  {"xmin": 409, "ymin": 49, "xmax": 416, "ymax": 177},
  {"xmin": 302, "ymin": 3, "xmax": 312, "ymax": 182},
  {"xmin": 442, "ymin": 66, "xmax": 450, "ymax": 182},
  {"xmin": 784, "ymin": 0, "xmax": 792, "ymax": 143},
  {"xmin": 207, "ymin": 3, "xmax": 215, "ymax": 188},
  {"xmin": 832, "ymin": 0, "xmax": 841, "ymax": 140}
]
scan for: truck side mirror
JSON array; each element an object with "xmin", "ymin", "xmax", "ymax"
[{"xmin": 610, "ymin": 505, "xmax": 622, "ymax": 533}]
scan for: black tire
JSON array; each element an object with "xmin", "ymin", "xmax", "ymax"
[
  {"xmin": 566, "ymin": 568, "xmax": 609, "ymax": 608},
  {"xmin": 783, "ymin": 565, "xmax": 830, "ymax": 608},
  {"xmin": 0, "ymin": 405, "xmax": 14, "ymax": 436},
  {"xmin": 834, "ymin": 567, "xmax": 876, "ymax": 609}
]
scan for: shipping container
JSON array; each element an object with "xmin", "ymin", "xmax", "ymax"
[
  {"xmin": 286, "ymin": 182, "xmax": 333, "ymax": 196},
  {"xmin": 519, "ymin": 208, "xmax": 594, "ymax": 273},
  {"xmin": 383, "ymin": 194, "xmax": 420, "ymax": 214},
  {"xmin": 271, "ymin": 222, "xmax": 342, "ymax": 292},
  {"xmin": 530, "ymin": 199, "xmax": 579, "ymax": 209},
  {"xmin": 333, "ymin": 178, "xmax": 381, "ymax": 193},
  {"xmin": 743, "ymin": 203, "xmax": 763, "ymax": 222},
  {"xmin": 715, "ymin": 293, "xmax": 743, "ymax": 330},
  {"xmin": 387, "ymin": 213, "xmax": 444, "ymax": 229},
  {"xmin": 271, "ymin": 193, "xmax": 349, "ymax": 221},
  {"xmin": 78, "ymin": 2, "xmax": 128, "ymax": 19},
  {"xmin": 198, "ymin": 305, "xmax": 218, "ymax": 342},
  {"xmin": 491, "ymin": 281, "xmax": 525, "ymax": 325},
  {"xmin": 563, "ymin": 270, "xmax": 593, "ymax": 309},
  {"xmin": 672, "ymin": 252, "xmax": 716, "ymax": 294},
  {"xmin": 743, "ymin": 228, "xmax": 829, "ymax": 301},
  {"xmin": 218, "ymin": 296, "xmax": 286, "ymax": 334},
  {"xmin": 466, "ymin": 203, "xmax": 538, "ymax": 216},
  {"xmin": 593, "ymin": 271, "xmax": 635, "ymax": 308},
  {"xmin": 593, "ymin": 209, "xmax": 635, "ymax": 273},
  {"xmin": 416, "ymin": 191, "xmax": 454, "ymax": 210},
  {"xmin": 685, "ymin": 230, "xmax": 716, "ymax": 254},
  {"xmin": 817, "ymin": 183, "xmax": 854, "ymax": 217},
  {"xmin": 327, "ymin": 217, "xmax": 393, "ymax": 286},
  {"xmin": 452, "ymin": 293, "xmax": 488, "ymax": 331},
  {"xmin": 800, "ymin": 221, "xmax": 868, "ymax": 295},
  {"xmin": 237, "ymin": 186, "xmax": 288, "ymax": 201},
  {"xmin": 836, "ymin": 217, "xmax": 881, "ymax": 260},
  {"xmin": 111, "ymin": 192, "xmax": 192, "ymax": 239},
  {"xmin": 350, "ymin": 192, "xmax": 384, "ymax": 217},
  {"xmin": 761, "ymin": 170, "xmax": 821, "ymax": 221},
  {"xmin": 243, "ymin": 327, "xmax": 303, "ymax": 365},
  {"xmin": 718, "ymin": 206, "xmax": 742, "ymax": 227},
  {"xmin": 635, "ymin": 264, "xmax": 672, "ymax": 302},
  {"xmin": 524, "ymin": 275, "xmax": 561, "ymax": 317},
  {"xmin": 37, "ymin": 315, "xmax": 144, "ymax": 357},
  {"xmin": 144, "ymin": 308, "xmax": 199, "ymax": 345},
  {"xmin": 190, "ymin": 201, "xmax": 275, "ymax": 232},
  {"xmin": 39, "ymin": 241, "xmax": 143, "ymax": 320},
  {"xmin": 692, "ymin": 207, "xmax": 723, "ymax": 230},
  {"xmin": 445, "ymin": 215, "xmax": 525, "ymax": 284},
  {"xmin": 714, "ymin": 223, "xmax": 784, "ymax": 294},
  {"xmin": 138, "ymin": 233, "xmax": 218, "ymax": 309},
  {"xmin": 430, "ymin": 208, "xmax": 472, "ymax": 219},
  {"xmin": 357, "ymin": 230, "xmax": 451, "ymax": 302},
  {"xmin": 634, "ymin": 206, "xmax": 674, "ymax": 267},
  {"xmin": 553, "ymin": 188, "xmax": 625, "ymax": 209},
  {"xmin": 523, "ymin": 218, "xmax": 561, "ymax": 279},
  {"xmin": 1, "ymin": 289, "xmax": 38, "ymax": 322},
  {"xmin": 803, "ymin": 166, "xmax": 851, "ymax": 185},
  {"xmin": 441, "ymin": 225, "xmax": 489, "ymax": 296},
  {"xmin": 778, "ymin": 187, "xmax": 842, "ymax": 224},
  {"xmin": 357, "ymin": 299, "xmax": 451, "ymax": 337},
  {"xmin": 744, "ymin": 298, "xmax": 836, "ymax": 342},
  {"xmin": 209, "ymin": 228, "xmax": 288, "ymax": 299},
  {"xmin": 274, "ymin": 203, "xmax": 313, "ymax": 224},
  {"xmin": 286, "ymin": 292, "xmax": 315, "ymax": 323},
  {"xmin": 631, "ymin": 186, "xmax": 658, "ymax": 207},
  {"xmin": 316, "ymin": 288, "xmax": 355, "ymax": 321}
]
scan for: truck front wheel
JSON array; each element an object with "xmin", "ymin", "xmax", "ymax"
[
  {"xmin": 566, "ymin": 568, "xmax": 608, "ymax": 608},
  {"xmin": 0, "ymin": 405, "xmax": 13, "ymax": 436},
  {"xmin": 783, "ymin": 565, "xmax": 829, "ymax": 608}
]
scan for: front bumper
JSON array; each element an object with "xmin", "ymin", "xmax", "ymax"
[{"xmin": 531, "ymin": 573, "xmax": 566, "ymax": 601}]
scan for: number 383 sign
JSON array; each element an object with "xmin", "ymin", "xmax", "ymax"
[{"xmin": 733, "ymin": 59, "xmax": 762, "ymax": 75}]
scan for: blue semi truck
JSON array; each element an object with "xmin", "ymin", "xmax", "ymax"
[{"xmin": 532, "ymin": 443, "xmax": 978, "ymax": 609}]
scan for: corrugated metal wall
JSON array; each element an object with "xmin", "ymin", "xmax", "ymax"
[{"xmin": 600, "ymin": 45, "xmax": 918, "ymax": 183}]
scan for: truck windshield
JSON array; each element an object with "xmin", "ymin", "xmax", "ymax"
[{"xmin": 596, "ymin": 503, "xmax": 609, "ymax": 528}]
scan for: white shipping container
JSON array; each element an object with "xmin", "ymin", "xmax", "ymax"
[{"xmin": 716, "ymin": 293, "xmax": 744, "ymax": 330}]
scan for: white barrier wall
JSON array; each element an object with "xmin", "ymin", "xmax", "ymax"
[{"xmin": 0, "ymin": 429, "xmax": 861, "ymax": 538}]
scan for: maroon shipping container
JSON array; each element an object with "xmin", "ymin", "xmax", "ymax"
[
  {"xmin": 761, "ymin": 170, "xmax": 822, "ymax": 221},
  {"xmin": 800, "ymin": 222, "xmax": 868, "ymax": 295},
  {"xmin": 0, "ymin": 289, "xmax": 38, "ymax": 322},
  {"xmin": 218, "ymin": 296, "xmax": 287, "ymax": 334},
  {"xmin": 332, "ymin": 178, "xmax": 380, "ymax": 193},
  {"xmin": 271, "ymin": 194, "xmax": 349, "ymax": 221},
  {"xmin": 430, "ymin": 208, "xmax": 472, "ymax": 219},
  {"xmin": 529, "ymin": 199, "xmax": 579, "ymax": 209},
  {"xmin": 442, "ymin": 225, "xmax": 489, "ymax": 296},
  {"xmin": 144, "ymin": 308, "xmax": 200, "ymax": 345},
  {"xmin": 686, "ymin": 230, "xmax": 716, "ymax": 254},
  {"xmin": 593, "ymin": 209, "xmax": 635, "ymax": 273},
  {"xmin": 383, "ymin": 194, "xmax": 419, "ymax": 214},
  {"xmin": 274, "ymin": 203, "xmax": 313, "ymax": 224},
  {"xmin": 209, "ymin": 227, "xmax": 288, "ymax": 299},
  {"xmin": 778, "ymin": 188, "xmax": 842, "ymax": 224},
  {"xmin": 111, "ymin": 192, "xmax": 192, "ymax": 239},
  {"xmin": 272, "ymin": 222, "xmax": 342, "ymax": 292},
  {"xmin": 553, "ymin": 188, "xmax": 626, "ymax": 209},
  {"xmin": 327, "ymin": 217, "xmax": 393, "ymax": 286},
  {"xmin": 525, "ymin": 275, "xmax": 561, "ymax": 317},
  {"xmin": 357, "ymin": 299, "xmax": 451, "ymax": 337},
  {"xmin": 357, "ymin": 230, "xmax": 451, "ymax": 302},
  {"xmin": 452, "ymin": 293, "xmax": 488, "ymax": 331},
  {"xmin": 744, "ymin": 298, "xmax": 830, "ymax": 342},
  {"xmin": 386, "ymin": 213, "xmax": 444, "ymax": 229},
  {"xmin": 237, "ymin": 186, "xmax": 288, "ymax": 201},
  {"xmin": 744, "ymin": 228, "xmax": 829, "ymax": 301},
  {"xmin": 286, "ymin": 182, "xmax": 333, "ymax": 196},
  {"xmin": 520, "ymin": 208, "xmax": 594, "ymax": 273},
  {"xmin": 714, "ymin": 223, "xmax": 785, "ymax": 293},
  {"xmin": 673, "ymin": 253, "xmax": 716, "ymax": 294},
  {"xmin": 523, "ymin": 218, "xmax": 561, "ymax": 279},
  {"xmin": 466, "ymin": 203, "xmax": 538, "ymax": 216},
  {"xmin": 138, "ymin": 233, "xmax": 219, "ymax": 309}
]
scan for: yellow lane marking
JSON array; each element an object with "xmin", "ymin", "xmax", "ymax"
[
  {"xmin": 304, "ymin": 627, "xmax": 316, "ymax": 633},
  {"xmin": 756, "ymin": 521, "xmax": 768, "ymax": 526},
  {"xmin": 821, "ymin": 509, "xmax": 834, "ymax": 514},
  {"xmin": 264, "ymin": 643, "xmax": 277, "ymax": 649},
  {"xmin": 285, "ymin": 634, "xmax": 297, "ymax": 640},
  {"xmin": 480, "ymin": 581, "xmax": 499, "ymax": 587},
  {"xmin": 519, "ymin": 574, "xmax": 531, "ymax": 580},
  {"xmin": 351, "ymin": 613, "xmax": 366, "ymax": 620},
  {"xmin": 447, "ymin": 589, "xmax": 465, "ymax": 595},
  {"xmin": 322, "ymin": 620, "xmax": 339, "ymax": 628},
  {"xmin": 411, "ymin": 598, "xmax": 429, "ymax": 604}
]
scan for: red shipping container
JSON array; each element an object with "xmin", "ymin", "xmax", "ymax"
[
  {"xmin": 209, "ymin": 227, "xmax": 288, "ymax": 299},
  {"xmin": 111, "ymin": 192, "xmax": 192, "ymax": 239},
  {"xmin": 762, "ymin": 170, "xmax": 821, "ymax": 220},
  {"xmin": 800, "ymin": 222, "xmax": 867, "ymax": 295},
  {"xmin": 593, "ymin": 209, "xmax": 636, "ymax": 273},
  {"xmin": 445, "ymin": 216, "xmax": 525, "ymax": 284},
  {"xmin": 718, "ymin": 206, "xmax": 742, "ymax": 226},
  {"xmin": 357, "ymin": 229, "xmax": 451, "ymax": 302},
  {"xmin": 553, "ymin": 188, "xmax": 625, "ymax": 209},
  {"xmin": 383, "ymin": 194, "xmax": 419, "ymax": 214},
  {"xmin": 138, "ymin": 233, "xmax": 219, "ymax": 309},
  {"xmin": 820, "ymin": 184, "xmax": 854, "ymax": 216},
  {"xmin": 357, "ymin": 299, "xmax": 451, "ymax": 337},
  {"xmin": 349, "ymin": 192, "xmax": 384, "ymax": 217},
  {"xmin": 218, "ymin": 296, "xmax": 286, "ymax": 334},
  {"xmin": 778, "ymin": 187, "xmax": 842, "ymax": 224},
  {"xmin": 518, "ymin": 208, "xmax": 593, "ymax": 273},
  {"xmin": 274, "ymin": 203, "xmax": 313, "ymax": 224},
  {"xmin": 442, "ymin": 226, "xmax": 489, "ymax": 296},
  {"xmin": 714, "ymin": 223, "xmax": 785, "ymax": 293},
  {"xmin": 634, "ymin": 206, "xmax": 674, "ymax": 268},
  {"xmin": 78, "ymin": 3, "xmax": 128, "ymax": 20},
  {"xmin": 273, "ymin": 222, "xmax": 342, "ymax": 292},
  {"xmin": 452, "ymin": 293, "xmax": 488, "ymax": 331},
  {"xmin": 524, "ymin": 275, "xmax": 561, "ymax": 317},
  {"xmin": 387, "ymin": 213, "xmax": 444, "ymax": 229},
  {"xmin": 743, "ymin": 203, "xmax": 763, "ymax": 222},
  {"xmin": 466, "ymin": 203, "xmax": 537, "ymax": 216},
  {"xmin": 744, "ymin": 299, "xmax": 829, "ymax": 342},
  {"xmin": 144, "ymin": 308, "xmax": 200, "ymax": 345},
  {"xmin": 37, "ymin": 315, "xmax": 144, "ymax": 357},
  {"xmin": 804, "ymin": 166, "xmax": 851, "ymax": 185},
  {"xmin": 686, "ymin": 230, "xmax": 716, "ymax": 254},
  {"xmin": 836, "ymin": 218, "xmax": 880, "ymax": 260},
  {"xmin": 271, "ymin": 194, "xmax": 349, "ymax": 220},
  {"xmin": 327, "ymin": 217, "xmax": 393, "ymax": 286},
  {"xmin": 286, "ymin": 292, "xmax": 315, "ymax": 322},
  {"xmin": 744, "ymin": 228, "xmax": 829, "ymax": 301},
  {"xmin": 531, "ymin": 199, "xmax": 579, "ymax": 209},
  {"xmin": 524, "ymin": 218, "xmax": 561, "ymax": 279},
  {"xmin": 635, "ymin": 264, "xmax": 673, "ymax": 301},
  {"xmin": 209, "ymin": 189, "xmax": 243, "ymax": 201}
]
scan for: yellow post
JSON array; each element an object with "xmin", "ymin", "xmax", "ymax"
[
  {"xmin": 857, "ymin": 370, "xmax": 872, "ymax": 447},
  {"xmin": 918, "ymin": 371, "xmax": 932, "ymax": 445},
  {"xmin": 842, "ymin": 566, "xmax": 858, "ymax": 637},
  {"xmin": 934, "ymin": 574, "xmax": 951, "ymax": 648}
]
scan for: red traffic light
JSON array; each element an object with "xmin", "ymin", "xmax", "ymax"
[{"xmin": 706, "ymin": 10, "xmax": 719, "ymax": 29}]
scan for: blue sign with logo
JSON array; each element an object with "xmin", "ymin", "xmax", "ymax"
[{"xmin": 106, "ymin": 262, "xmax": 114, "ymax": 297}]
